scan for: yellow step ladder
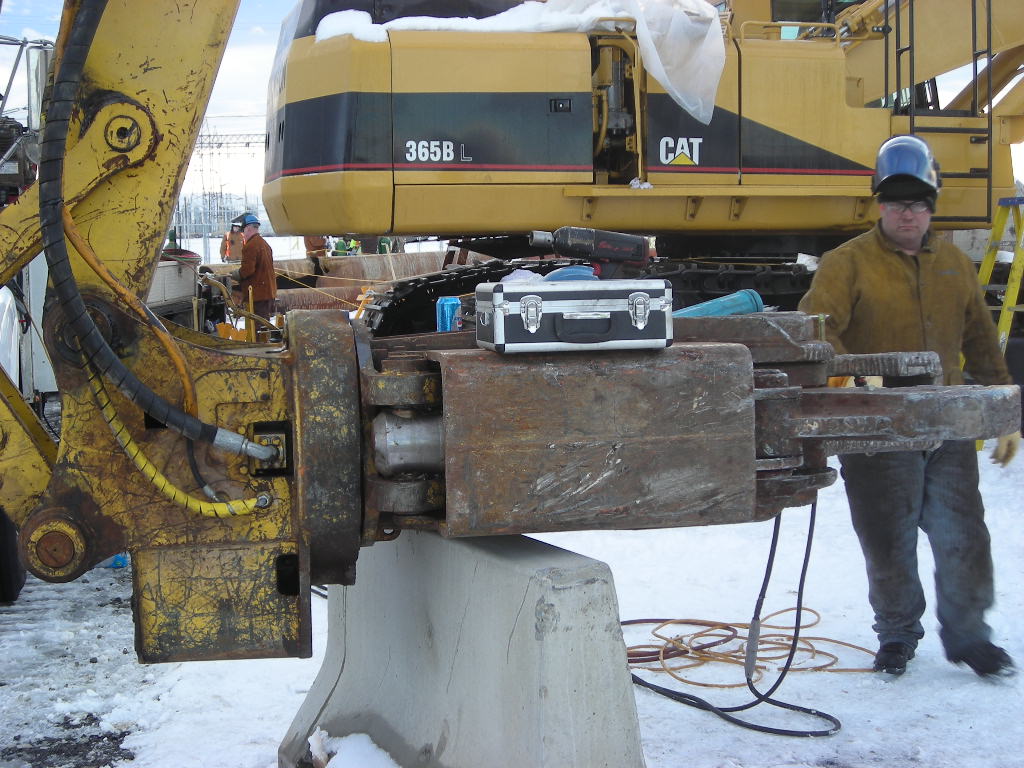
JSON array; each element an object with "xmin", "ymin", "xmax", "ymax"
[{"xmin": 976, "ymin": 196, "xmax": 1024, "ymax": 352}]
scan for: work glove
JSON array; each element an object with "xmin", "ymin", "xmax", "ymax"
[
  {"xmin": 826, "ymin": 375, "xmax": 883, "ymax": 389},
  {"xmin": 990, "ymin": 431, "xmax": 1021, "ymax": 467}
]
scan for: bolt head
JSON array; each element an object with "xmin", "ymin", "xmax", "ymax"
[{"xmin": 36, "ymin": 529, "xmax": 77, "ymax": 568}]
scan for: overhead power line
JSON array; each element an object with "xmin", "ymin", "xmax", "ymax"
[{"xmin": 194, "ymin": 133, "xmax": 267, "ymax": 151}]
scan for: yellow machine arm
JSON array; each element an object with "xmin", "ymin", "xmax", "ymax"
[{"xmin": 0, "ymin": 0, "xmax": 331, "ymax": 662}]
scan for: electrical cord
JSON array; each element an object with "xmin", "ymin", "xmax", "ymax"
[
  {"xmin": 630, "ymin": 502, "xmax": 843, "ymax": 737},
  {"xmin": 625, "ymin": 611, "xmax": 874, "ymax": 684}
]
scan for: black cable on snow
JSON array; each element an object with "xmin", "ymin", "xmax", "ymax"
[{"xmin": 634, "ymin": 503, "xmax": 842, "ymax": 737}]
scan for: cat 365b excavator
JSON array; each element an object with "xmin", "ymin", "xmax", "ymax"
[
  {"xmin": 267, "ymin": 0, "xmax": 1024, "ymax": 314},
  {"xmin": 0, "ymin": 0, "xmax": 1018, "ymax": 678}
]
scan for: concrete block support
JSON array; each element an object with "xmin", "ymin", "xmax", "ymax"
[{"xmin": 279, "ymin": 531, "xmax": 644, "ymax": 768}]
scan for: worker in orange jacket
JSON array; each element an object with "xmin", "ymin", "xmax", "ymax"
[{"xmin": 220, "ymin": 222, "xmax": 244, "ymax": 262}]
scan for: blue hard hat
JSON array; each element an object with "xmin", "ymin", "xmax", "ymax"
[
  {"xmin": 873, "ymin": 135, "xmax": 940, "ymax": 197},
  {"xmin": 241, "ymin": 213, "xmax": 260, "ymax": 227}
]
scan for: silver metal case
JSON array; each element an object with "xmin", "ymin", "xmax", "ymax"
[{"xmin": 475, "ymin": 280, "xmax": 673, "ymax": 353}]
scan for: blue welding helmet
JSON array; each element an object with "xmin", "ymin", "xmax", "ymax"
[{"xmin": 872, "ymin": 135, "xmax": 941, "ymax": 202}]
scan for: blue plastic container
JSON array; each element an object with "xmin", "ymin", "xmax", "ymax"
[
  {"xmin": 436, "ymin": 296, "xmax": 462, "ymax": 332},
  {"xmin": 672, "ymin": 289, "xmax": 764, "ymax": 318},
  {"xmin": 543, "ymin": 265, "xmax": 598, "ymax": 281},
  {"xmin": 99, "ymin": 553, "xmax": 128, "ymax": 569}
]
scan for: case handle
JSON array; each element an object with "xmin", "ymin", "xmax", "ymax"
[{"xmin": 553, "ymin": 314, "xmax": 617, "ymax": 343}]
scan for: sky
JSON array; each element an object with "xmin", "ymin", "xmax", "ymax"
[
  {"xmin": 0, "ymin": 0, "xmax": 294, "ymax": 196},
  {"xmin": 2, "ymin": 444, "xmax": 1022, "ymax": 767}
]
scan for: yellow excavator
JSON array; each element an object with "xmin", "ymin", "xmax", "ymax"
[
  {"xmin": 266, "ymin": 0, "xmax": 1023, "ymax": 260},
  {"xmin": 0, "ymin": 0, "xmax": 1019, "ymax": 663}
]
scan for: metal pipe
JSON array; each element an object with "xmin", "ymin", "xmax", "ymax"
[{"xmin": 372, "ymin": 410, "xmax": 444, "ymax": 477}]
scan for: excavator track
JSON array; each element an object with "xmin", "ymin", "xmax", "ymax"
[
  {"xmin": 364, "ymin": 252, "xmax": 818, "ymax": 336},
  {"xmin": 363, "ymin": 257, "xmax": 582, "ymax": 336}
]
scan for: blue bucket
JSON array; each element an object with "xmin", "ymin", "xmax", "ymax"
[{"xmin": 672, "ymin": 289, "xmax": 764, "ymax": 318}]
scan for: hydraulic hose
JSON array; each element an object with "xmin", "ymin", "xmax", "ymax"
[
  {"xmin": 37, "ymin": 0, "xmax": 274, "ymax": 462},
  {"xmin": 62, "ymin": 204, "xmax": 199, "ymax": 417},
  {"xmin": 87, "ymin": 363, "xmax": 272, "ymax": 518}
]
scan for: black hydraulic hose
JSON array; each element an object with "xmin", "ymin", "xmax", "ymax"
[
  {"xmin": 36, "ymin": 0, "xmax": 273, "ymax": 462},
  {"xmin": 633, "ymin": 503, "xmax": 842, "ymax": 737}
]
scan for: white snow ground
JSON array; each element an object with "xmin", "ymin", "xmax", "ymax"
[{"xmin": 1, "ymin": 443, "xmax": 1021, "ymax": 768}]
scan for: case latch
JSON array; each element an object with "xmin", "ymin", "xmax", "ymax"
[
  {"xmin": 520, "ymin": 295, "xmax": 543, "ymax": 333},
  {"xmin": 628, "ymin": 292, "xmax": 651, "ymax": 330}
]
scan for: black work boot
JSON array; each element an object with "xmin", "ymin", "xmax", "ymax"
[
  {"xmin": 873, "ymin": 642, "xmax": 915, "ymax": 675},
  {"xmin": 947, "ymin": 642, "xmax": 1016, "ymax": 678}
]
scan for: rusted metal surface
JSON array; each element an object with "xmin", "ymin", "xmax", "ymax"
[
  {"xmin": 755, "ymin": 467, "xmax": 837, "ymax": 520},
  {"xmin": 362, "ymin": 358, "xmax": 441, "ymax": 407},
  {"xmin": 286, "ymin": 310, "xmax": 362, "ymax": 586},
  {"xmin": 828, "ymin": 351, "xmax": 942, "ymax": 380},
  {"xmin": 761, "ymin": 361, "xmax": 829, "ymax": 387},
  {"xmin": 372, "ymin": 330, "xmax": 477, "ymax": 354},
  {"xmin": 797, "ymin": 385, "xmax": 1021, "ymax": 455},
  {"xmin": 675, "ymin": 311, "xmax": 833, "ymax": 389},
  {"xmin": 673, "ymin": 312, "xmax": 832, "ymax": 364},
  {"xmin": 748, "ymin": 356, "xmax": 1018, "ymax": 513},
  {"xmin": 133, "ymin": 542, "xmax": 303, "ymax": 662},
  {"xmin": 276, "ymin": 286, "xmax": 358, "ymax": 312},
  {"xmin": 366, "ymin": 475, "xmax": 443, "ymax": 513},
  {"xmin": 431, "ymin": 345, "xmax": 757, "ymax": 536},
  {"xmin": 754, "ymin": 385, "xmax": 802, "ymax": 460},
  {"xmin": 374, "ymin": 321, "xmax": 1020, "ymax": 539}
]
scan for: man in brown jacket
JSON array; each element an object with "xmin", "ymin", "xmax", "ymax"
[
  {"xmin": 799, "ymin": 135, "xmax": 1019, "ymax": 678},
  {"xmin": 238, "ymin": 213, "xmax": 276, "ymax": 318}
]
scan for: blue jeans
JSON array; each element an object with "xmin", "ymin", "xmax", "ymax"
[{"xmin": 838, "ymin": 440, "xmax": 994, "ymax": 656}]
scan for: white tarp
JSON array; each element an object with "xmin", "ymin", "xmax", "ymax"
[
  {"xmin": 317, "ymin": 0, "xmax": 725, "ymax": 125},
  {"xmin": 0, "ymin": 286, "xmax": 20, "ymax": 382}
]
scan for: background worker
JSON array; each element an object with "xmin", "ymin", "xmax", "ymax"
[
  {"xmin": 219, "ymin": 221, "xmax": 244, "ymax": 262},
  {"xmin": 237, "ymin": 213, "xmax": 276, "ymax": 318},
  {"xmin": 798, "ymin": 135, "xmax": 1021, "ymax": 678},
  {"xmin": 303, "ymin": 235, "xmax": 329, "ymax": 276}
]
